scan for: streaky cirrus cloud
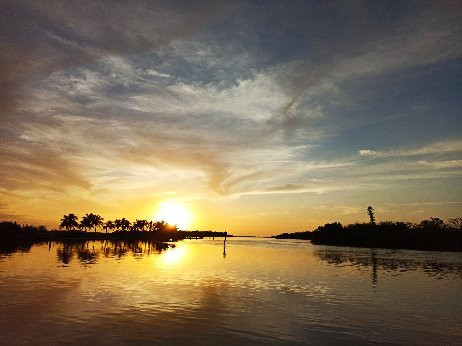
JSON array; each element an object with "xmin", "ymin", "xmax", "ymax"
[{"xmin": 0, "ymin": 1, "xmax": 461, "ymax": 231}]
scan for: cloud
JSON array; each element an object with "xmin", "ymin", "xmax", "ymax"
[
  {"xmin": 358, "ymin": 140, "xmax": 462, "ymax": 158},
  {"xmin": 269, "ymin": 1, "xmax": 462, "ymax": 130},
  {"xmin": 359, "ymin": 150, "xmax": 377, "ymax": 157},
  {"xmin": 146, "ymin": 69, "xmax": 173, "ymax": 79},
  {"xmin": 0, "ymin": 1, "xmax": 237, "ymax": 215},
  {"xmin": 416, "ymin": 160, "xmax": 462, "ymax": 169},
  {"xmin": 0, "ymin": 0, "xmax": 232, "ymax": 124},
  {"xmin": 8, "ymin": 45, "xmax": 312, "ymax": 198},
  {"xmin": 396, "ymin": 201, "xmax": 462, "ymax": 207},
  {"xmin": 0, "ymin": 1, "xmax": 461, "ymax": 228},
  {"xmin": 0, "ymin": 200, "xmax": 26, "ymax": 221}
]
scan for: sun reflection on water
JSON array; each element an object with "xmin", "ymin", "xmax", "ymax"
[{"xmin": 161, "ymin": 246, "xmax": 187, "ymax": 266}]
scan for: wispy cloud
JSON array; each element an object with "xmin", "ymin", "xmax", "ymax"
[
  {"xmin": 0, "ymin": 1, "xmax": 461, "ymax": 230},
  {"xmin": 359, "ymin": 140, "xmax": 462, "ymax": 158},
  {"xmin": 272, "ymin": 1, "xmax": 462, "ymax": 126}
]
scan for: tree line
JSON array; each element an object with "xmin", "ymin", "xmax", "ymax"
[
  {"xmin": 60, "ymin": 213, "xmax": 178, "ymax": 233},
  {"xmin": 274, "ymin": 206, "xmax": 462, "ymax": 252},
  {"xmin": 310, "ymin": 217, "xmax": 462, "ymax": 251}
]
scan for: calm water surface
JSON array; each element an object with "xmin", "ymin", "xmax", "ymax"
[{"xmin": 0, "ymin": 238, "xmax": 461, "ymax": 345}]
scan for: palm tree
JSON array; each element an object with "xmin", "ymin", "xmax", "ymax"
[
  {"xmin": 133, "ymin": 219, "xmax": 148, "ymax": 232},
  {"xmin": 120, "ymin": 218, "xmax": 131, "ymax": 232},
  {"xmin": 154, "ymin": 220, "xmax": 166, "ymax": 232},
  {"xmin": 59, "ymin": 214, "xmax": 79, "ymax": 231},
  {"xmin": 114, "ymin": 219, "xmax": 122, "ymax": 232},
  {"xmin": 104, "ymin": 220, "xmax": 115, "ymax": 233},
  {"xmin": 367, "ymin": 206, "xmax": 375, "ymax": 225},
  {"xmin": 80, "ymin": 213, "xmax": 92, "ymax": 232},
  {"xmin": 131, "ymin": 220, "xmax": 139, "ymax": 232},
  {"xmin": 92, "ymin": 214, "xmax": 104, "ymax": 232}
]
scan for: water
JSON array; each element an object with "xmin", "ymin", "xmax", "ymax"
[{"xmin": 0, "ymin": 238, "xmax": 461, "ymax": 345}]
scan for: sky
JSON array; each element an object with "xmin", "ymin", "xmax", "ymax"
[{"xmin": 1, "ymin": 0, "xmax": 461, "ymax": 235}]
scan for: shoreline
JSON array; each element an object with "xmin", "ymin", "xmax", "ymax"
[{"xmin": 0, "ymin": 222, "xmax": 228, "ymax": 243}]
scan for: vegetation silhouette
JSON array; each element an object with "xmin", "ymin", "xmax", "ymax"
[
  {"xmin": 60, "ymin": 214, "xmax": 79, "ymax": 231},
  {"xmin": 0, "ymin": 221, "xmax": 49, "ymax": 242},
  {"xmin": 273, "ymin": 209, "xmax": 462, "ymax": 251},
  {"xmin": 4, "ymin": 209, "xmax": 461, "ymax": 252},
  {"xmin": 310, "ymin": 218, "xmax": 462, "ymax": 251},
  {"xmin": 75, "ymin": 213, "xmax": 104, "ymax": 232},
  {"xmin": 103, "ymin": 220, "xmax": 115, "ymax": 233},
  {"xmin": 367, "ymin": 206, "xmax": 375, "ymax": 225},
  {"xmin": 273, "ymin": 230, "xmax": 314, "ymax": 240},
  {"xmin": 1, "ymin": 213, "xmax": 228, "ymax": 244}
]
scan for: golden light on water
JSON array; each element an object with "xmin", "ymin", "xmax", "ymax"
[
  {"xmin": 161, "ymin": 246, "xmax": 187, "ymax": 266},
  {"xmin": 154, "ymin": 200, "xmax": 192, "ymax": 230}
]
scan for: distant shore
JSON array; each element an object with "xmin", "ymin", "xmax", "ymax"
[
  {"xmin": 273, "ymin": 218, "xmax": 462, "ymax": 252},
  {"xmin": 0, "ymin": 221, "xmax": 228, "ymax": 243},
  {"xmin": 2, "ymin": 218, "xmax": 462, "ymax": 252}
]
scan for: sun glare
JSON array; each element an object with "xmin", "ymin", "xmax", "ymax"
[
  {"xmin": 162, "ymin": 246, "xmax": 187, "ymax": 266},
  {"xmin": 154, "ymin": 200, "xmax": 192, "ymax": 230}
]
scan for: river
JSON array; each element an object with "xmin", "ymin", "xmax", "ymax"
[{"xmin": 0, "ymin": 238, "xmax": 461, "ymax": 344}]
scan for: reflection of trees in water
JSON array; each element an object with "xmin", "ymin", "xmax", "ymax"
[
  {"xmin": 77, "ymin": 243, "xmax": 97, "ymax": 264},
  {"xmin": 104, "ymin": 240, "xmax": 171, "ymax": 259},
  {"xmin": 370, "ymin": 252, "xmax": 378, "ymax": 286},
  {"xmin": 55, "ymin": 240, "xmax": 173, "ymax": 265},
  {"xmin": 0, "ymin": 241, "xmax": 36, "ymax": 258},
  {"xmin": 56, "ymin": 242, "xmax": 97, "ymax": 265},
  {"xmin": 315, "ymin": 248, "xmax": 462, "ymax": 285},
  {"xmin": 57, "ymin": 243, "xmax": 73, "ymax": 264}
]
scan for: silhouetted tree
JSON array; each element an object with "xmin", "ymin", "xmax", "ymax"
[
  {"xmin": 80, "ymin": 214, "xmax": 92, "ymax": 232},
  {"xmin": 133, "ymin": 219, "xmax": 148, "ymax": 232},
  {"xmin": 120, "ymin": 218, "xmax": 131, "ymax": 232},
  {"xmin": 367, "ymin": 206, "xmax": 375, "ymax": 225},
  {"xmin": 92, "ymin": 214, "xmax": 104, "ymax": 232},
  {"xmin": 59, "ymin": 214, "xmax": 79, "ymax": 231},
  {"xmin": 419, "ymin": 217, "xmax": 444, "ymax": 230},
  {"xmin": 114, "ymin": 219, "xmax": 122, "ymax": 232},
  {"xmin": 153, "ymin": 220, "xmax": 166, "ymax": 232},
  {"xmin": 447, "ymin": 218, "xmax": 462, "ymax": 230},
  {"xmin": 104, "ymin": 220, "xmax": 115, "ymax": 233}
]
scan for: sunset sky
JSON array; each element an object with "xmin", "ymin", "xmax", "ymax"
[{"xmin": 1, "ymin": 1, "xmax": 461, "ymax": 235}]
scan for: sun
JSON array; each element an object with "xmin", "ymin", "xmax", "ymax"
[{"xmin": 154, "ymin": 200, "xmax": 192, "ymax": 230}]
